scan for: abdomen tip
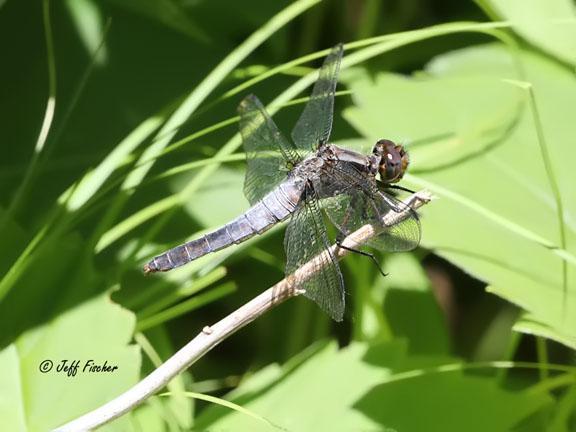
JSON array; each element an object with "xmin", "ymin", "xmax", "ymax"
[{"xmin": 143, "ymin": 263, "xmax": 156, "ymax": 274}]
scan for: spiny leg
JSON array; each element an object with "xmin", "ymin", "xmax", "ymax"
[
  {"xmin": 335, "ymin": 239, "xmax": 388, "ymax": 277},
  {"xmin": 377, "ymin": 180, "xmax": 416, "ymax": 194}
]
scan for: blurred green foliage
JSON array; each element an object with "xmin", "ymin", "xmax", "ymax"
[{"xmin": 0, "ymin": 0, "xmax": 575, "ymax": 430}]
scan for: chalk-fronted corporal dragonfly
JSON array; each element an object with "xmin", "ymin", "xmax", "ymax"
[{"xmin": 144, "ymin": 44, "xmax": 421, "ymax": 321}]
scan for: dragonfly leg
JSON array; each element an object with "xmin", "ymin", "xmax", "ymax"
[
  {"xmin": 377, "ymin": 180, "xmax": 415, "ymax": 194},
  {"xmin": 389, "ymin": 184, "xmax": 415, "ymax": 194},
  {"xmin": 335, "ymin": 239, "xmax": 388, "ymax": 277}
]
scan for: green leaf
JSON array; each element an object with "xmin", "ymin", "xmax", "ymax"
[
  {"xmin": 480, "ymin": 0, "xmax": 576, "ymax": 65},
  {"xmin": 356, "ymin": 367, "xmax": 550, "ymax": 431},
  {"xmin": 382, "ymin": 254, "xmax": 451, "ymax": 355},
  {"xmin": 343, "ymin": 69, "xmax": 522, "ymax": 173},
  {"xmin": 343, "ymin": 43, "xmax": 576, "ymax": 348},
  {"xmin": 195, "ymin": 342, "xmax": 394, "ymax": 431},
  {"xmin": 348, "ymin": 252, "xmax": 449, "ymax": 353},
  {"xmin": 0, "ymin": 292, "xmax": 140, "ymax": 431},
  {"xmin": 196, "ymin": 341, "xmax": 550, "ymax": 432},
  {"xmin": 0, "ymin": 230, "xmax": 88, "ymax": 345},
  {"xmin": 513, "ymin": 312, "xmax": 576, "ymax": 349}
]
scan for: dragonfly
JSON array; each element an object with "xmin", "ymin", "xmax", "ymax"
[{"xmin": 144, "ymin": 44, "xmax": 421, "ymax": 321}]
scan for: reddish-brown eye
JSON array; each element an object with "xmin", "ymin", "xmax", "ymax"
[{"xmin": 373, "ymin": 139, "xmax": 409, "ymax": 184}]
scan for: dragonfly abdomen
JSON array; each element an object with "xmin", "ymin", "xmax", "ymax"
[{"xmin": 144, "ymin": 179, "xmax": 303, "ymax": 273}]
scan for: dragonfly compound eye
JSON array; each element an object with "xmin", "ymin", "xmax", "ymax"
[{"xmin": 375, "ymin": 139, "xmax": 409, "ymax": 183}]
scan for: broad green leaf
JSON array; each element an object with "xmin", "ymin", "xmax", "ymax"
[
  {"xmin": 0, "ymin": 229, "xmax": 92, "ymax": 346},
  {"xmin": 196, "ymin": 341, "xmax": 549, "ymax": 432},
  {"xmin": 512, "ymin": 312, "xmax": 576, "ymax": 349},
  {"xmin": 129, "ymin": 402, "xmax": 166, "ymax": 432},
  {"xmin": 343, "ymin": 43, "xmax": 576, "ymax": 348},
  {"xmin": 480, "ymin": 0, "xmax": 576, "ymax": 65},
  {"xmin": 382, "ymin": 254, "xmax": 450, "ymax": 355},
  {"xmin": 356, "ymin": 367, "xmax": 551, "ymax": 431},
  {"xmin": 195, "ymin": 342, "xmax": 395, "ymax": 431},
  {"xmin": 384, "ymin": 253, "xmax": 431, "ymax": 292},
  {"xmin": 349, "ymin": 252, "xmax": 449, "ymax": 354},
  {"xmin": 0, "ymin": 292, "xmax": 140, "ymax": 431},
  {"xmin": 343, "ymin": 70, "xmax": 521, "ymax": 173}
]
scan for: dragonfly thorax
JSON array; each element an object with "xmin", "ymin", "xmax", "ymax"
[{"xmin": 292, "ymin": 154, "xmax": 327, "ymax": 180}]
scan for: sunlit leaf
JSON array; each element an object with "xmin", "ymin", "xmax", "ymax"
[
  {"xmin": 343, "ymin": 43, "xmax": 576, "ymax": 347},
  {"xmin": 0, "ymin": 293, "xmax": 140, "ymax": 431},
  {"xmin": 480, "ymin": 0, "xmax": 576, "ymax": 65},
  {"xmin": 196, "ymin": 341, "xmax": 550, "ymax": 432}
]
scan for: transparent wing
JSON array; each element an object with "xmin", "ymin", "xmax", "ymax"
[
  {"xmin": 323, "ymin": 187, "xmax": 421, "ymax": 253},
  {"xmin": 291, "ymin": 44, "xmax": 343, "ymax": 152},
  {"xmin": 284, "ymin": 195, "xmax": 345, "ymax": 321},
  {"xmin": 315, "ymin": 158, "xmax": 421, "ymax": 252},
  {"xmin": 239, "ymin": 94, "xmax": 300, "ymax": 205}
]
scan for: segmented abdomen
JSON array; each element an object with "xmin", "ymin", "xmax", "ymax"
[{"xmin": 144, "ymin": 177, "xmax": 303, "ymax": 273}]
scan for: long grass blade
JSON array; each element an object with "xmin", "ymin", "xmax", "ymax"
[
  {"xmin": 97, "ymin": 195, "xmax": 179, "ymax": 252},
  {"xmin": 121, "ymin": 0, "xmax": 322, "ymax": 192},
  {"xmin": 136, "ymin": 282, "xmax": 236, "ymax": 332},
  {"xmin": 222, "ymin": 21, "xmax": 519, "ymax": 102},
  {"xmin": 136, "ymin": 266, "xmax": 227, "ymax": 318},
  {"xmin": 405, "ymin": 173, "xmax": 576, "ymax": 267},
  {"xmin": 64, "ymin": 114, "xmax": 165, "ymax": 211},
  {"xmin": 1, "ymin": 0, "xmax": 57, "ymax": 229},
  {"xmin": 94, "ymin": 0, "xmax": 321, "ymax": 254},
  {"xmin": 46, "ymin": 18, "xmax": 112, "ymax": 160},
  {"xmin": 159, "ymin": 391, "xmax": 280, "ymax": 429},
  {"xmin": 505, "ymin": 80, "xmax": 569, "ymax": 319}
]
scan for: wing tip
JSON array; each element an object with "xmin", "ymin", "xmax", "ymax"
[
  {"xmin": 329, "ymin": 43, "xmax": 344, "ymax": 59},
  {"xmin": 238, "ymin": 94, "xmax": 261, "ymax": 113}
]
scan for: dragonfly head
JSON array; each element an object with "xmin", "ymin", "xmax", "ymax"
[{"xmin": 373, "ymin": 139, "xmax": 409, "ymax": 184}]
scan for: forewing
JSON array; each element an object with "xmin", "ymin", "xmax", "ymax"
[
  {"xmin": 291, "ymin": 44, "xmax": 343, "ymax": 152},
  {"xmin": 239, "ymin": 95, "xmax": 300, "ymax": 205},
  {"xmin": 284, "ymin": 198, "xmax": 345, "ymax": 321}
]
